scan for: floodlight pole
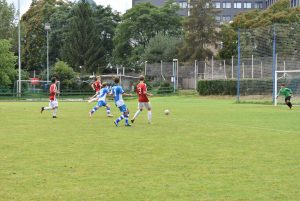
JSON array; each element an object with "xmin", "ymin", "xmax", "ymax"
[
  {"xmin": 45, "ymin": 23, "xmax": 51, "ymax": 83},
  {"xmin": 18, "ymin": 0, "xmax": 21, "ymax": 96}
]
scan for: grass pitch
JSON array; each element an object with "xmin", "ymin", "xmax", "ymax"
[{"xmin": 0, "ymin": 96, "xmax": 299, "ymax": 200}]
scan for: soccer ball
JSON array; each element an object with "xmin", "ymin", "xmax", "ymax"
[{"xmin": 164, "ymin": 109, "xmax": 170, "ymax": 115}]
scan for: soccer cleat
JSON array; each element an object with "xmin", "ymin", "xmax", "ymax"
[
  {"xmin": 41, "ymin": 107, "xmax": 44, "ymax": 114},
  {"xmin": 125, "ymin": 124, "xmax": 131, "ymax": 127},
  {"xmin": 107, "ymin": 114, "xmax": 114, "ymax": 117},
  {"xmin": 89, "ymin": 112, "xmax": 92, "ymax": 118},
  {"xmin": 52, "ymin": 116, "xmax": 57, "ymax": 118},
  {"xmin": 114, "ymin": 120, "xmax": 118, "ymax": 127},
  {"xmin": 131, "ymin": 119, "xmax": 135, "ymax": 123}
]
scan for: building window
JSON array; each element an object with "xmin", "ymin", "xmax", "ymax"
[
  {"xmin": 223, "ymin": 2, "xmax": 232, "ymax": 8},
  {"xmin": 178, "ymin": 2, "xmax": 188, "ymax": 8},
  {"xmin": 214, "ymin": 2, "xmax": 221, "ymax": 8},
  {"xmin": 244, "ymin": 2, "xmax": 252, "ymax": 8},
  {"xmin": 234, "ymin": 2, "xmax": 242, "ymax": 8},
  {"xmin": 254, "ymin": 2, "xmax": 263, "ymax": 8},
  {"xmin": 222, "ymin": 15, "xmax": 231, "ymax": 22}
]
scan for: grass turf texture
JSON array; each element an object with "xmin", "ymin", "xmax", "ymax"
[{"xmin": 0, "ymin": 96, "xmax": 299, "ymax": 200}]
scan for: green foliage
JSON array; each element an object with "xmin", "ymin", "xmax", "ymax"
[
  {"xmin": 179, "ymin": 0, "xmax": 218, "ymax": 61},
  {"xmin": 157, "ymin": 81, "xmax": 173, "ymax": 94},
  {"xmin": 51, "ymin": 60, "xmax": 76, "ymax": 89},
  {"xmin": 112, "ymin": 1, "xmax": 182, "ymax": 67},
  {"xmin": 0, "ymin": 0, "xmax": 15, "ymax": 40},
  {"xmin": 0, "ymin": 39, "xmax": 17, "ymax": 86},
  {"xmin": 143, "ymin": 32, "xmax": 181, "ymax": 63},
  {"xmin": 197, "ymin": 79, "xmax": 272, "ymax": 95},
  {"xmin": 63, "ymin": 0, "xmax": 119, "ymax": 73},
  {"xmin": 217, "ymin": 24, "xmax": 237, "ymax": 59}
]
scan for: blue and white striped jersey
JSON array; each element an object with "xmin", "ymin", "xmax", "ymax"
[
  {"xmin": 97, "ymin": 87, "xmax": 109, "ymax": 102},
  {"xmin": 111, "ymin": 85, "xmax": 125, "ymax": 107}
]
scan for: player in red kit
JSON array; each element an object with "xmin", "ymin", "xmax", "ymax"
[
  {"xmin": 91, "ymin": 76, "xmax": 102, "ymax": 93},
  {"xmin": 41, "ymin": 77, "xmax": 59, "ymax": 118},
  {"xmin": 131, "ymin": 75, "xmax": 153, "ymax": 124}
]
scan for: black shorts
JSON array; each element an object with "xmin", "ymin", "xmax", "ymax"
[{"xmin": 285, "ymin": 96, "xmax": 291, "ymax": 102}]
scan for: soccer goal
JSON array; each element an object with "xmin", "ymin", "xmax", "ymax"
[
  {"xmin": 275, "ymin": 70, "xmax": 300, "ymax": 106},
  {"xmin": 16, "ymin": 79, "xmax": 59, "ymax": 99}
]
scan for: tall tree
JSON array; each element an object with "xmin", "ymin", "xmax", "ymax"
[
  {"xmin": 0, "ymin": 0, "xmax": 15, "ymax": 40},
  {"xmin": 63, "ymin": 0, "xmax": 119, "ymax": 73},
  {"xmin": 0, "ymin": 39, "xmax": 17, "ymax": 87},
  {"xmin": 112, "ymin": 1, "xmax": 182, "ymax": 67},
  {"xmin": 179, "ymin": 0, "xmax": 218, "ymax": 61},
  {"xmin": 21, "ymin": 0, "xmax": 58, "ymax": 72}
]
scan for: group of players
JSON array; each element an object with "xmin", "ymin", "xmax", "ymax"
[{"xmin": 41, "ymin": 75, "xmax": 153, "ymax": 127}]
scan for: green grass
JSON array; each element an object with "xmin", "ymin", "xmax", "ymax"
[{"xmin": 0, "ymin": 96, "xmax": 300, "ymax": 200}]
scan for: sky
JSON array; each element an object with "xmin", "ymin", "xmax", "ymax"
[{"xmin": 7, "ymin": 0, "xmax": 132, "ymax": 16}]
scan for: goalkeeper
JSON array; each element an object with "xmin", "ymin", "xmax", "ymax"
[{"xmin": 276, "ymin": 84, "xmax": 293, "ymax": 109}]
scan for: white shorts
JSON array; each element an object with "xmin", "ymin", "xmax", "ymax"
[
  {"xmin": 138, "ymin": 102, "xmax": 151, "ymax": 110},
  {"xmin": 49, "ymin": 99, "xmax": 58, "ymax": 108}
]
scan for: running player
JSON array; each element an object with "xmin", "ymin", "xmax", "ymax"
[
  {"xmin": 88, "ymin": 82, "xmax": 113, "ymax": 118},
  {"xmin": 276, "ymin": 83, "xmax": 293, "ymax": 109},
  {"xmin": 41, "ymin": 77, "xmax": 59, "ymax": 118},
  {"xmin": 91, "ymin": 76, "xmax": 102, "ymax": 93},
  {"xmin": 111, "ymin": 77, "xmax": 132, "ymax": 127},
  {"xmin": 131, "ymin": 75, "xmax": 153, "ymax": 124}
]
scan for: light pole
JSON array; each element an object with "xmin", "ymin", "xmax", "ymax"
[
  {"xmin": 18, "ymin": 0, "xmax": 21, "ymax": 96},
  {"xmin": 45, "ymin": 23, "xmax": 51, "ymax": 83}
]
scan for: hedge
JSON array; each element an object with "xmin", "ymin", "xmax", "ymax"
[{"xmin": 197, "ymin": 79, "xmax": 273, "ymax": 95}]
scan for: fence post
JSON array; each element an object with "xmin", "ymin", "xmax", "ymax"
[
  {"xmin": 231, "ymin": 56, "xmax": 234, "ymax": 79},
  {"xmin": 194, "ymin": 60, "xmax": 198, "ymax": 90},
  {"xmin": 242, "ymin": 63, "xmax": 245, "ymax": 79},
  {"xmin": 272, "ymin": 26, "xmax": 276, "ymax": 104},
  {"xmin": 212, "ymin": 56, "xmax": 214, "ymax": 80},
  {"xmin": 145, "ymin": 61, "xmax": 147, "ymax": 76},
  {"xmin": 260, "ymin": 61, "xmax": 263, "ymax": 79},
  {"xmin": 224, "ymin": 60, "xmax": 227, "ymax": 79},
  {"xmin": 204, "ymin": 61, "xmax": 207, "ymax": 79},
  {"xmin": 237, "ymin": 28, "xmax": 241, "ymax": 102},
  {"xmin": 251, "ymin": 55, "xmax": 254, "ymax": 79}
]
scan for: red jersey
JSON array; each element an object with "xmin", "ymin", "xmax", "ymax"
[
  {"xmin": 49, "ymin": 83, "xmax": 57, "ymax": 101},
  {"xmin": 136, "ymin": 82, "xmax": 149, "ymax": 102},
  {"xmin": 93, "ymin": 81, "xmax": 102, "ymax": 92}
]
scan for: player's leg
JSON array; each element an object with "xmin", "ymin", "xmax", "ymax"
[
  {"xmin": 285, "ymin": 96, "xmax": 292, "ymax": 109},
  {"xmin": 146, "ymin": 102, "xmax": 152, "ymax": 124},
  {"xmin": 123, "ymin": 109, "xmax": 131, "ymax": 126},
  {"xmin": 89, "ymin": 104, "xmax": 100, "ymax": 117},
  {"xmin": 52, "ymin": 100, "xmax": 58, "ymax": 118},
  {"xmin": 105, "ymin": 103, "xmax": 113, "ymax": 117},
  {"xmin": 131, "ymin": 102, "xmax": 143, "ymax": 123},
  {"xmin": 114, "ymin": 106, "xmax": 125, "ymax": 126},
  {"xmin": 41, "ymin": 101, "xmax": 53, "ymax": 113}
]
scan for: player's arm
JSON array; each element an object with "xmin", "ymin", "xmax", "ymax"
[
  {"xmin": 122, "ymin": 92, "xmax": 133, "ymax": 96},
  {"xmin": 143, "ymin": 86, "xmax": 152, "ymax": 96},
  {"xmin": 91, "ymin": 82, "xmax": 95, "ymax": 91},
  {"xmin": 276, "ymin": 89, "xmax": 281, "ymax": 98}
]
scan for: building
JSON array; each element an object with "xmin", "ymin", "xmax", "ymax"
[
  {"xmin": 266, "ymin": 0, "xmax": 300, "ymax": 7},
  {"xmin": 132, "ymin": 0, "xmax": 265, "ymax": 23}
]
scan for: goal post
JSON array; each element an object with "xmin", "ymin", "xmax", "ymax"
[{"xmin": 275, "ymin": 70, "xmax": 300, "ymax": 106}]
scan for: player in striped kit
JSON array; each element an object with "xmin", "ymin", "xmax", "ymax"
[
  {"xmin": 88, "ymin": 83, "xmax": 113, "ymax": 118},
  {"xmin": 111, "ymin": 77, "xmax": 132, "ymax": 127},
  {"xmin": 41, "ymin": 77, "xmax": 59, "ymax": 118}
]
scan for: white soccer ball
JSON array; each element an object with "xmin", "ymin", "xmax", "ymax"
[{"xmin": 164, "ymin": 109, "xmax": 170, "ymax": 115}]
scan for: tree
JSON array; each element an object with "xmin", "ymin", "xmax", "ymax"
[
  {"xmin": 21, "ymin": 0, "xmax": 58, "ymax": 72},
  {"xmin": 63, "ymin": 0, "xmax": 119, "ymax": 73},
  {"xmin": 0, "ymin": 39, "xmax": 17, "ymax": 87},
  {"xmin": 217, "ymin": 24, "xmax": 237, "ymax": 59},
  {"xmin": 0, "ymin": 0, "xmax": 15, "ymax": 40},
  {"xmin": 179, "ymin": 0, "xmax": 218, "ymax": 61},
  {"xmin": 112, "ymin": 1, "xmax": 182, "ymax": 67},
  {"xmin": 51, "ymin": 60, "xmax": 76, "ymax": 89},
  {"xmin": 143, "ymin": 32, "xmax": 181, "ymax": 63}
]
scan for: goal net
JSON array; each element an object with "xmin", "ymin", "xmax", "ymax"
[{"xmin": 275, "ymin": 70, "xmax": 300, "ymax": 106}]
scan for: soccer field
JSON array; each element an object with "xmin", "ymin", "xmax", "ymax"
[{"xmin": 0, "ymin": 96, "xmax": 299, "ymax": 200}]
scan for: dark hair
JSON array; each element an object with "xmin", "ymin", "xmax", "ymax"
[
  {"xmin": 281, "ymin": 83, "xmax": 285, "ymax": 86},
  {"xmin": 51, "ymin": 77, "xmax": 56, "ymax": 83},
  {"xmin": 102, "ymin": 82, "xmax": 107, "ymax": 87},
  {"xmin": 139, "ymin": 75, "xmax": 145, "ymax": 81},
  {"xmin": 114, "ymin": 77, "xmax": 120, "ymax": 84}
]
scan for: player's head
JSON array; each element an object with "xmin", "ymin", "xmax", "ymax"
[
  {"xmin": 114, "ymin": 77, "xmax": 120, "ymax": 84},
  {"xmin": 96, "ymin": 76, "xmax": 101, "ymax": 81},
  {"xmin": 281, "ymin": 83, "xmax": 285, "ymax": 88},
  {"xmin": 102, "ymin": 82, "xmax": 108, "ymax": 88},
  {"xmin": 139, "ymin": 75, "xmax": 145, "ymax": 82},
  {"xmin": 51, "ymin": 77, "xmax": 57, "ymax": 84}
]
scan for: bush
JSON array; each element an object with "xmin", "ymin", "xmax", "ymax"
[
  {"xmin": 197, "ymin": 79, "xmax": 273, "ymax": 95},
  {"xmin": 157, "ymin": 81, "xmax": 173, "ymax": 94}
]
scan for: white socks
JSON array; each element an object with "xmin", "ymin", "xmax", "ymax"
[
  {"xmin": 133, "ymin": 110, "xmax": 141, "ymax": 120},
  {"xmin": 148, "ymin": 111, "xmax": 152, "ymax": 123}
]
